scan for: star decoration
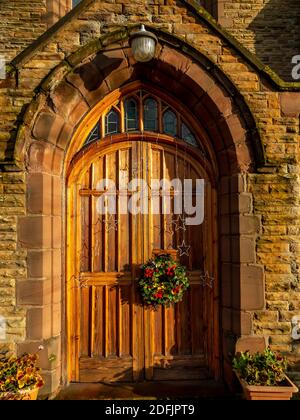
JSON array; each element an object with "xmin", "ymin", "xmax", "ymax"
[
  {"xmin": 154, "ymin": 221, "xmax": 174, "ymax": 237},
  {"xmin": 200, "ymin": 271, "xmax": 214, "ymax": 288},
  {"xmin": 78, "ymin": 277, "xmax": 89, "ymax": 289},
  {"xmin": 103, "ymin": 214, "xmax": 118, "ymax": 232},
  {"xmin": 177, "ymin": 240, "xmax": 191, "ymax": 257},
  {"xmin": 71, "ymin": 274, "xmax": 88, "ymax": 289},
  {"xmin": 172, "ymin": 215, "xmax": 187, "ymax": 232}
]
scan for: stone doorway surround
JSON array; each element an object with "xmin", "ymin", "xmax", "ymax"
[{"xmin": 9, "ymin": 27, "xmax": 266, "ymax": 395}]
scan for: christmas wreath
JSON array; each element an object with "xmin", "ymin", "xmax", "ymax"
[{"xmin": 139, "ymin": 254, "xmax": 189, "ymax": 307}]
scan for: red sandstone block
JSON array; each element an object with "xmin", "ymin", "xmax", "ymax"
[
  {"xmin": 26, "ymin": 306, "xmax": 52, "ymax": 340},
  {"xmin": 185, "ymin": 63, "xmax": 215, "ymax": 96},
  {"xmin": 240, "ymin": 264, "xmax": 265, "ymax": 311},
  {"xmin": 32, "ymin": 112, "xmax": 64, "ymax": 144},
  {"xmin": 236, "ymin": 337, "xmax": 266, "ymax": 354},
  {"xmin": 50, "ymin": 81, "xmax": 82, "ymax": 119},
  {"xmin": 52, "ymin": 176, "xmax": 62, "ymax": 216},
  {"xmin": 105, "ymin": 67, "xmax": 134, "ymax": 92},
  {"xmin": 52, "ymin": 302, "xmax": 61, "ymax": 336},
  {"xmin": 56, "ymin": 122, "xmax": 74, "ymax": 150},
  {"xmin": 18, "ymin": 216, "xmax": 52, "ymax": 249},
  {"xmin": 158, "ymin": 45, "xmax": 192, "ymax": 74},
  {"xmin": 232, "ymin": 310, "xmax": 252, "ymax": 336},
  {"xmin": 280, "ymin": 92, "xmax": 300, "ymax": 117},
  {"xmin": 27, "ymin": 250, "xmax": 52, "ymax": 279},
  {"xmin": 27, "ymin": 173, "xmax": 52, "ymax": 215},
  {"xmin": 221, "ymin": 263, "xmax": 232, "ymax": 307},
  {"xmin": 52, "ymin": 216, "xmax": 62, "ymax": 249},
  {"xmin": 17, "ymin": 279, "xmax": 51, "ymax": 306}
]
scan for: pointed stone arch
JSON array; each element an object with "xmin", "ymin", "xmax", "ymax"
[{"xmin": 15, "ymin": 29, "xmax": 265, "ymax": 392}]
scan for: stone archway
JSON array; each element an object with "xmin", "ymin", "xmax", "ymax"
[{"xmin": 15, "ymin": 28, "xmax": 265, "ymax": 392}]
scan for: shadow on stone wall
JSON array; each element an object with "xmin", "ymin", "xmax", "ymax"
[{"xmin": 248, "ymin": 0, "xmax": 300, "ymax": 82}]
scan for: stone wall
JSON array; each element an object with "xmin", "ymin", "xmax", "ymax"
[
  {"xmin": 219, "ymin": 0, "xmax": 300, "ymax": 81},
  {"xmin": 0, "ymin": 172, "xmax": 26, "ymax": 359},
  {"xmin": 0, "ymin": 0, "xmax": 73, "ymax": 64},
  {"xmin": 0, "ymin": 0, "xmax": 299, "ymax": 393},
  {"xmin": 0, "ymin": 1, "xmax": 47, "ymax": 63}
]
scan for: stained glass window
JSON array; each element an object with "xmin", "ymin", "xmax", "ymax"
[
  {"xmin": 144, "ymin": 98, "xmax": 158, "ymax": 132},
  {"xmin": 181, "ymin": 123, "xmax": 198, "ymax": 147},
  {"xmin": 84, "ymin": 123, "xmax": 100, "ymax": 147},
  {"xmin": 105, "ymin": 109, "xmax": 119, "ymax": 135},
  {"xmin": 82, "ymin": 91, "xmax": 204, "ymax": 153},
  {"xmin": 72, "ymin": 0, "xmax": 82, "ymax": 7},
  {"xmin": 125, "ymin": 98, "xmax": 138, "ymax": 131},
  {"xmin": 163, "ymin": 110, "xmax": 177, "ymax": 136}
]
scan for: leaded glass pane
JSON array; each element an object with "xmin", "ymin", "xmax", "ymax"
[
  {"xmin": 125, "ymin": 98, "xmax": 138, "ymax": 131},
  {"xmin": 84, "ymin": 123, "xmax": 100, "ymax": 146},
  {"xmin": 163, "ymin": 110, "xmax": 177, "ymax": 136},
  {"xmin": 144, "ymin": 98, "xmax": 158, "ymax": 132},
  {"xmin": 181, "ymin": 123, "xmax": 198, "ymax": 147},
  {"xmin": 72, "ymin": 0, "xmax": 82, "ymax": 7},
  {"xmin": 105, "ymin": 109, "xmax": 119, "ymax": 135}
]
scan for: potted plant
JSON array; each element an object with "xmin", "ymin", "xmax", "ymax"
[
  {"xmin": 233, "ymin": 347, "xmax": 298, "ymax": 400},
  {"xmin": 139, "ymin": 253, "xmax": 189, "ymax": 308},
  {"xmin": 0, "ymin": 353, "xmax": 44, "ymax": 400}
]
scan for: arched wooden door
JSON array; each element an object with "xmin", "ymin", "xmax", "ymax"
[{"xmin": 67, "ymin": 137, "xmax": 218, "ymax": 383}]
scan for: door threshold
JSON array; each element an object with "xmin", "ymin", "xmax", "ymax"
[{"xmin": 55, "ymin": 380, "xmax": 235, "ymax": 400}]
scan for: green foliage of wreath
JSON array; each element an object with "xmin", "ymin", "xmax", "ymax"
[{"xmin": 139, "ymin": 254, "xmax": 190, "ymax": 307}]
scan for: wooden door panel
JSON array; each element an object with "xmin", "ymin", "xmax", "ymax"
[
  {"xmin": 70, "ymin": 140, "xmax": 215, "ymax": 382},
  {"xmin": 79, "ymin": 275, "xmax": 134, "ymax": 382},
  {"xmin": 151, "ymin": 280, "xmax": 208, "ymax": 380},
  {"xmin": 147, "ymin": 144, "xmax": 208, "ymax": 380}
]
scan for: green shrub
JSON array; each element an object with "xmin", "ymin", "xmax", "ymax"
[{"xmin": 233, "ymin": 348, "xmax": 288, "ymax": 386}]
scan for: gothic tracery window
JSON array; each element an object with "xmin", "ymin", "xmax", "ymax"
[
  {"xmin": 105, "ymin": 109, "xmax": 119, "ymax": 135},
  {"xmin": 143, "ymin": 97, "xmax": 158, "ymax": 132},
  {"xmin": 124, "ymin": 98, "xmax": 138, "ymax": 131},
  {"xmin": 83, "ymin": 90, "xmax": 203, "ymax": 152}
]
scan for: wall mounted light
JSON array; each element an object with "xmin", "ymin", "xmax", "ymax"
[{"xmin": 129, "ymin": 25, "xmax": 158, "ymax": 63}]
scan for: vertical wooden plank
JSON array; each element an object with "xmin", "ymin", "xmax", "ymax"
[
  {"xmin": 107, "ymin": 151, "xmax": 117, "ymax": 272},
  {"xmin": 104, "ymin": 285, "xmax": 109, "ymax": 358},
  {"xmin": 166, "ymin": 305, "xmax": 176, "ymax": 356},
  {"xmin": 130, "ymin": 140, "xmax": 143, "ymax": 381},
  {"xmin": 164, "ymin": 151, "xmax": 175, "ymax": 250},
  {"xmin": 67, "ymin": 183, "xmax": 80, "ymax": 380},
  {"xmin": 80, "ymin": 195, "xmax": 90, "ymax": 272},
  {"xmin": 176, "ymin": 156, "xmax": 185, "ymax": 264},
  {"xmin": 108, "ymin": 285, "xmax": 117, "ymax": 356},
  {"xmin": 151, "ymin": 148, "xmax": 162, "ymax": 249},
  {"xmin": 117, "ymin": 285, "xmax": 122, "ymax": 357},
  {"xmin": 93, "ymin": 286, "xmax": 104, "ymax": 357},
  {"xmin": 89, "ymin": 165, "xmax": 94, "ymax": 273},
  {"xmin": 80, "ymin": 287, "xmax": 90, "ymax": 356},
  {"xmin": 179, "ymin": 289, "xmax": 192, "ymax": 355},
  {"xmin": 121, "ymin": 286, "xmax": 131, "ymax": 356},
  {"xmin": 74, "ymin": 182, "xmax": 82, "ymax": 380},
  {"xmin": 143, "ymin": 141, "xmax": 154, "ymax": 380},
  {"xmin": 89, "ymin": 285, "xmax": 95, "ymax": 356},
  {"xmin": 119, "ymin": 148, "xmax": 130, "ymax": 271},
  {"xmin": 191, "ymin": 284, "xmax": 204, "ymax": 355},
  {"xmin": 162, "ymin": 306, "xmax": 167, "ymax": 356},
  {"xmin": 93, "ymin": 156, "xmax": 104, "ymax": 272},
  {"xmin": 103, "ymin": 155, "xmax": 108, "ymax": 273},
  {"xmin": 153, "ymin": 305, "xmax": 163, "ymax": 355}
]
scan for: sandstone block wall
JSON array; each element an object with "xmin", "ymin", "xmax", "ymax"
[{"xmin": 219, "ymin": 0, "xmax": 300, "ymax": 81}]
